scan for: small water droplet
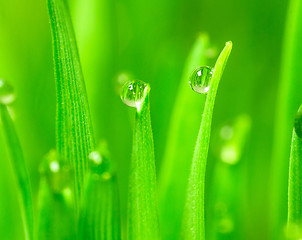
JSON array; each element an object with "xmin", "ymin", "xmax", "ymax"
[
  {"xmin": 220, "ymin": 125, "xmax": 234, "ymax": 140},
  {"xmin": 120, "ymin": 80, "xmax": 150, "ymax": 111},
  {"xmin": 88, "ymin": 150, "xmax": 110, "ymax": 178},
  {"xmin": 220, "ymin": 145, "xmax": 238, "ymax": 165},
  {"xmin": 295, "ymin": 105, "xmax": 302, "ymax": 138},
  {"xmin": 189, "ymin": 66, "xmax": 213, "ymax": 94},
  {"xmin": 0, "ymin": 79, "xmax": 15, "ymax": 105},
  {"xmin": 40, "ymin": 150, "xmax": 72, "ymax": 194}
]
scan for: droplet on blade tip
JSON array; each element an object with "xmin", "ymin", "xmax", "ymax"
[
  {"xmin": 189, "ymin": 66, "xmax": 213, "ymax": 94},
  {"xmin": 120, "ymin": 80, "xmax": 150, "ymax": 111}
]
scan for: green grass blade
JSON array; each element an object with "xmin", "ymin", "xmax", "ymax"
[
  {"xmin": 79, "ymin": 173, "xmax": 121, "ymax": 240},
  {"xmin": 79, "ymin": 147, "xmax": 121, "ymax": 240},
  {"xmin": 37, "ymin": 149, "xmax": 75, "ymax": 239},
  {"xmin": 207, "ymin": 115, "xmax": 251, "ymax": 239},
  {"xmin": 47, "ymin": 0, "xmax": 95, "ymax": 209},
  {"xmin": 287, "ymin": 105, "xmax": 302, "ymax": 239},
  {"xmin": 181, "ymin": 41, "xmax": 232, "ymax": 240},
  {"xmin": 0, "ymin": 104, "xmax": 34, "ymax": 240},
  {"xmin": 127, "ymin": 92, "xmax": 160, "ymax": 240},
  {"xmin": 271, "ymin": 0, "xmax": 302, "ymax": 237},
  {"xmin": 37, "ymin": 178, "xmax": 75, "ymax": 240},
  {"xmin": 158, "ymin": 34, "xmax": 210, "ymax": 239}
]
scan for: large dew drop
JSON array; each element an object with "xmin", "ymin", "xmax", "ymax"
[
  {"xmin": 0, "ymin": 79, "xmax": 15, "ymax": 105},
  {"xmin": 189, "ymin": 66, "xmax": 213, "ymax": 94},
  {"xmin": 120, "ymin": 80, "xmax": 150, "ymax": 112},
  {"xmin": 294, "ymin": 105, "xmax": 302, "ymax": 138}
]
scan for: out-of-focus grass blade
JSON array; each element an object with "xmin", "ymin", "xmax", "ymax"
[
  {"xmin": 158, "ymin": 34, "xmax": 210, "ymax": 239},
  {"xmin": 47, "ymin": 0, "xmax": 95, "ymax": 209},
  {"xmin": 0, "ymin": 104, "xmax": 34, "ymax": 240},
  {"xmin": 271, "ymin": 0, "xmax": 302, "ymax": 237},
  {"xmin": 181, "ymin": 41, "xmax": 232, "ymax": 240},
  {"xmin": 37, "ymin": 149, "xmax": 75, "ymax": 240},
  {"xmin": 207, "ymin": 115, "xmax": 251, "ymax": 239},
  {"xmin": 286, "ymin": 105, "xmax": 302, "ymax": 239},
  {"xmin": 127, "ymin": 92, "xmax": 160, "ymax": 240},
  {"xmin": 79, "ymin": 146, "xmax": 121, "ymax": 240},
  {"xmin": 37, "ymin": 179, "xmax": 75, "ymax": 239}
]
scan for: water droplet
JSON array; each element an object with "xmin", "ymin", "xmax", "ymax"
[
  {"xmin": 220, "ymin": 144, "xmax": 238, "ymax": 165},
  {"xmin": 295, "ymin": 105, "xmax": 302, "ymax": 138},
  {"xmin": 220, "ymin": 125, "xmax": 234, "ymax": 140},
  {"xmin": 40, "ymin": 150, "xmax": 73, "ymax": 194},
  {"xmin": 120, "ymin": 80, "xmax": 150, "ymax": 112},
  {"xmin": 189, "ymin": 66, "xmax": 213, "ymax": 94},
  {"xmin": 0, "ymin": 79, "xmax": 15, "ymax": 105},
  {"xmin": 88, "ymin": 150, "xmax": 110, "ymax": 178}
]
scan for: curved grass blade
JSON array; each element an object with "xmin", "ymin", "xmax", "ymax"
[
  {"xmin": 79, "ymin": 145, "xmax": 121, "ymax": 240},
  {"xmin": 158, "ymin": 34, "xmax": 210, "ymax": 239},
  {"xmin": 181, "ymin": 41, "xmax": 232, "ymax": 240},
  {"xmin": 286, "ymin": 105, "xmax": 302, "ymax": 239},
  {"xmin": 0, "ymin": 104, "xmax": 34, "ymax": 240},
  {"xmin": 127, "ymin": 91, "xmax": 160, "ymax": 240},
  {"xmin": 271, "ymin": 0, "xmax": 302, "ymax": 237},
  {"xmin": 47, "ymin": 0, "xmax": 95, "ymax": 209}
]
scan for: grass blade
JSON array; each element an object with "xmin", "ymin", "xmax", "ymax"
[
  {"xmin": 126, "ymin": 88, "xmax": 160, "ymax": 240},
  {"xmin": 37, "ymin": 149, "xmax": 75, "ymax": 239},
  {"xmin": 207, "ymin": 115, "xmax": 251, "ymax": 239},
  {"xmin": 271, "ymin": 0, "xmax": 302, "ymax": 237},
  {"xmin": 79, "ymin": 146, "xmax": 121, "ymax": 240},
  {"xmin": 181, "ymin": 41, "xmax": 232, "ymax": 240},
  {"xmin": 0, "ymin": 104, "xmax": 34, "ymax": 240},
  {"xmin": 47, "ymin": 0, "xmax": 95, "ymax": 209},
  {"xmin": 37, "ymin": 179, "xmax": 75, "ymax": 240},
  {"xmin": 287, "ymin": 105, "xmax": 302, "ymax": 239},
  {"xmin": 158, "ymin": 34, "xmax": 210, "ymax": 239}
]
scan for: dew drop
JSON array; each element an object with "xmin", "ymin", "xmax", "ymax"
[
  {"xmin": 294, "ymin": 105, "xmax": 302, "ymax": 138},
  {"xmin": 0, "ymin": 79, "xmax": 15, "ymax": 105},
  {"xmin": 189, "ymin": 66, "xmax": 213, "ymax": 94},
  {"xmin": 88, "ymin": 150, "xmax": 110, "ymax": 178},
  {"xmin": 120, "ymin": 80, "xmax": 150, "ymax": 111},
  {"xmin": 40, "ymin": 150, "xmax": 72, "ymax": 194}
]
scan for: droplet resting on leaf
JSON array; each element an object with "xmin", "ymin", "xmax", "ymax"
[
  {"xmin": 189, "ymin": 66, "xmax": 213, "ymax": 94},
  {"xmin": 120, "ymin": 80, "xmax": 150, "ymax": 112}
]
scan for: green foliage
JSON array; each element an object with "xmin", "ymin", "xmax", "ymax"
[
  {"xmin": 287, "ymin": 105, "xmax": 302, "ymax": 239},
  {"xmin": 271, "ymin": 0, "xmax": 302, "ymax": 237},
  {"xmin": 47, "ymin": 0, "xmax": 95, "ymax": 209},
  {"xmin": 79, "ymin": 145, "xmax": 121, "ymax": 240},
  {"xmin": 0, "ymin": 104, "xmax": 34, "ymax": 240},
  {"xmin": 182, "ymin": 42, "xmax": 232, "ymax": 240},
  {"xmin": 158, "ymin": 34, "xmax": 209, "ymax": 239},
  {"xmin": 126, "ymin": 90, "xmax": 160, "ymax": 240}
]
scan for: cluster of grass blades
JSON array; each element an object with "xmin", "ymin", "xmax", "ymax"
[{"xmin": 1, "ymin": 0, "xmax": 302, "ymax": 239}]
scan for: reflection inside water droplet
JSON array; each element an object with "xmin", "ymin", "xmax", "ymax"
[
  {"xmin": 120, "ymin": 80, "xmax": 150, "ymax": 112},
  {"xmin": 0, "ymin": 79, "xmax": 15, "ymax": 105},
  {"xmin": 189, "ymin": 66, "xmax": 213, "ymax": 94}
]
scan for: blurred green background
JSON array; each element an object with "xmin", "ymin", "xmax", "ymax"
[{"xmin": 0, "ymin": 0, "xmax": 290, "ymax": 239}]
